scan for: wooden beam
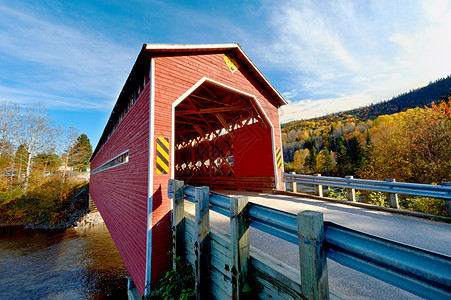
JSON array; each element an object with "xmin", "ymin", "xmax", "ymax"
[
  {"xmin": 190, "ymin": 94, "xmax": 232, "ymax": 107},
  {"xmin": 177, "ymin": 105, "xmax": 249, "ymax": 116},
  {"xmin": 215, "ymin": 113, "xmax": 235, "ymax": 138}
]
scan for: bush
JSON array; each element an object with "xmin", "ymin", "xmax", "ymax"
[
  {"xmin": 144, "ymin": 254, "xmax": 195, "ymax": 300},
  {"xmin": 402, "ymin": 196, "xmax": 446, "ymax": 216}
]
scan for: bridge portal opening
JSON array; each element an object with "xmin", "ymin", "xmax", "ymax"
[{"xmin": 173, "ymin": 80, "xmax": 277, "ymax": 191}]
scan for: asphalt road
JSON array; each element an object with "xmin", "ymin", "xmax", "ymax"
[{"xmin": 208, "ymin": 191, "xmax": 451, "ymax": 300}]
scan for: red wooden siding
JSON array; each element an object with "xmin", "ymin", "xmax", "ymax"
[
  {"xmin": 154, "ymin": 52, "xmax": 284, "ymax": 189},
  {"xmin": 149, "ymin": 52, "xmax": 284, "ymax": 280},
  {"xmin": 234, "ymin": 122, "xmax": 273, "ymax": 177},
  {"xmin": 90, "ymin": 83, "xmax": 150, "ymax": 296}
]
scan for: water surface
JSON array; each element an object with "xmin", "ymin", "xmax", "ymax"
[{"xmin": 0, "ymin": 225, "xmax": 128, "ymax": 299}]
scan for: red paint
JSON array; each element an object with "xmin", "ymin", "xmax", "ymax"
[
  {"xmin": 90, "ymin": 45, "xmax": 286, "ymax": 296},
  {"xmin": 90, "ymin": 83, "xmax": 150, "ymax": 296}
]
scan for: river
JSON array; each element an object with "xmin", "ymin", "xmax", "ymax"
[{"xmin": 0, "ymin": 225, "xmax": 129, "ymax": 299}]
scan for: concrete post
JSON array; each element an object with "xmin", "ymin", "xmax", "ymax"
[
  {"xmin": 297, "ymin": 211, "xmax": 329, "ymax": 300},
  {"xmin": 314, "ymin": 174, "xmax": 323, "ymax": 197},
  {"xmin": 194, "ymin": 186, "xmax": 210, "ymax": 299},
  {"xmin": 386, "ymin": 178, "xmax": 399, "ymax": 209},
  {"xmin": 291, "ymin": 172, "xmax": 297, "ymax": 193},
  {"xmin": 345, "ymin": 176, "xmax": 356, "ymax": 202},
  {"xmin": 230, "ymin": 195, "xmax": 250, "ymax": 300},
  {"xmin": 442, "ymin": 182, "xmax": 451, "ymax": 217}
]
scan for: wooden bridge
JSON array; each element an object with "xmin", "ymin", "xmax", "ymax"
[
  {"xmin": 164, "ymin": 180, "xmax": 451, "ymax": 299},
  {"xmin": 89, "ymin": 44, "xmax": 451, "ymax": 299}
]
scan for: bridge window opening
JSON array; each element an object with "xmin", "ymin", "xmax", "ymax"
[{"xmin": 174, "ymin": 81, "xmax": 276, "ymax": 191}]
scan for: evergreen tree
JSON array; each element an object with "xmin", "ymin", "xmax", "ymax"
[
  {"xmin": 336, "ymin": 136, "xmax": 349, "ymax": 176},
  {"xmin": 349, "ymin": 136, "xmax": 363, "ymax": 173},
  {"xmin": 305, "ymin": 147, "xmax": 318, "ymax": 173},
  {"xmin": 321, "ymin": 148, "xmax": 333, "ymax": 175},
  {"xmin": 69, "ymin": 134, "xmax": 92, "ymax": 172}
]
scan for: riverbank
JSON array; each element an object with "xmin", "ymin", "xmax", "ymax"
[{"xmin": 0, "ymin": 180, "xmax": 100, "ymax": 230}]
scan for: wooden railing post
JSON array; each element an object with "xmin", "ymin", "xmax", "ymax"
[
  {"xmin": 345, "ymin": 175, "xmax": 356, "ymax": 202},
  {"xmin": 442, "ymin": 182, "xmax": 451, "ymax": 217},
  {"xmin": 386, "ymin": 178, "xmax": 399, "ymax": 209},
  {"xmin": 314, "ymin": 174, "xmax": 323, "ymax": 197},
  {"xmin": 170, "ymin": 179, "xmax": 185, "ymax": 268},
  {"xmin": 291, "ymin": 172, "xmax": 297, "ymax": 193},
  {"xmin": 194, "ymin": 186, "xmax": 210, "ymax": 299},
  {"xmin": 297, "ymin": 210, "xmax": 329, "ymax": 300},
  {"xmin": 230, "ymin": 195, "xmax": 250, "ymax": 300}
]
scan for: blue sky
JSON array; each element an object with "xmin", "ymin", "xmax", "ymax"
[{"xmin": 1, "ymin": 0, "xmax": 450, "ymax": 148}]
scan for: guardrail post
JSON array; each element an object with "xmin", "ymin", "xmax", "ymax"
[
  {"xmin": 314, "ymin": 174, "xmax": 323, "ymax": 197},
  {"xmin": 291, "ymin": 172, "xmax": 297, "ymax": 193},
  {"xmin": 170, "ymin": 179, "xmax": 185, "ymax": 268},
  {"xmin": 442, "ymin": 182, "xmax": 451, "ymax": 216},
  {"xmin": 194, "ymin": 186, "xmax": 210, "ymax": 299},
  {"xmin": 297, "ymin": 210, "xmax": 329, "ymax": 300},
  {"xmin": 386, "ymin": 178, "xmax": 399, "ymax": 209},
  {"xmin": 345, "ymin": 176, "xmax": 356, "ymax": 202},
  {"xmin": 230, "ymin": 195, "xmax": 250, "ymax": 300}
]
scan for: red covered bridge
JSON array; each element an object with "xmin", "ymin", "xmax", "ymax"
[{"xmin": 89, "ymin": 44, "xmax": 287, "ymax": 296}]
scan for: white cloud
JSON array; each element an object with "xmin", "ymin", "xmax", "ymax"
[
  {"xmin": 262, "ymin": 0, "xmax": 451, "ymax": 122},
  {"xmin": 279, "ymin": 93, "xmax": 375, "ymax": 123},
  {"xmin": 0, "ymin": 5, "xmax": 136, "ymax": 110}
]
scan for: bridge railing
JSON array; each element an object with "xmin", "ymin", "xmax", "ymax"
[
  {"xmin": 168, "ymin": 179, "xmax": 451, "ymax": 299},
  {"xmin": 283, "ymin": 172, "xmax": 451, "ymax": 215}
]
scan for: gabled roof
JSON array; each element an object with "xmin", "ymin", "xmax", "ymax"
[
  {"xmin": 92, "ymin": 43, "xmax": 286, "ymax": 160},
  {"xmin": 141, "ymin": 43, "xmax": 287, "ymax": 106}
]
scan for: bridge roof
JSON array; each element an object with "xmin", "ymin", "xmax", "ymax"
[{"xmin": 92, "ymin": 43, "xmax": 286, "ymax": 160}]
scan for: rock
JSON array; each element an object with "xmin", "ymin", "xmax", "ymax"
[{"xmin": 74, "ymin": 211, "xmax": 105, "ymax": 229}]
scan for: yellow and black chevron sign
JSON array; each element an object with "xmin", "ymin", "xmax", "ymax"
[
  {"xmin": 156, "ymin": 137, "xmax": 169, "ymax": 175},
  {"xmin": 276, "ymin": 147, "xmax": 282, "ymax": 169}
]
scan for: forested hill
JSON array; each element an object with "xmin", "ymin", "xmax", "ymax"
[{"xmin": 282, "ymin": 75, "xmax": 451, "ymax": 129}]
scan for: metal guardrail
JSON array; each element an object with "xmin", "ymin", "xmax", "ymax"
[
  {"xmin": 179, "ymin": 183, "xmax": 451, "ymax": 299},
  {"xmin": 283, "ymin": 172, "xmax": 451, "ymax": 200}
]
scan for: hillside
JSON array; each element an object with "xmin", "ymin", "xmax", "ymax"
[{"xmin": 282, "ymin": 75, "xmax": 451, "ymax": 130}]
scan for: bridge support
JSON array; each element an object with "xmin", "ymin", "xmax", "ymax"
[
  {"xmin": 297, "ymin": 211, "xmax": 329, "ymax": 300},
  {"xmin": 314, "ymin": 174, "xmax": 323, "ymax": 197},
  {"xmin": 345, "ymin": 176, "xmax": 356, "ymax": 202},
  {"xmin": 291, "ymin": 172, "xmax": 297, "ymax": 193},
  {"xmin": 230, "ymin": 195, "xmax": 250, "ymax": 300},
  {"xmin": 386, "ymin": 178, "xmax": 399, "ymax": 209}
]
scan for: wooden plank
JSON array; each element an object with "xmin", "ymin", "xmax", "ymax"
[
  {"xmin": 171, "ymin": 180, "xmax": 185, "ymax": 268},
  {"xmin": 250, "ymin": 247, "xmax": 302, "ymax": 298},
  {"xmin": 298, "ymin": 211, "xmax": 329, "ymax": 300},
  {"xmin": 211, "ymin": 266, "xmax": 233, "ymax": 298},
  {"xmin": 194, "ymin": 186, "xmax": 210, "ymax": 299},
  {"xmin": 230, "ymin": 195, "xmax": 250, "ymax": 299},
  {"xmin": 211, "ymin": 251, "xmax": 232, "ymax": 278},
  {"xmin": 211, "ymin": 282, "xmax": 233, "ymax": 300},
  {"xmin": 210, "ymin": 228, "xmax": 231, "ymax": 250}
]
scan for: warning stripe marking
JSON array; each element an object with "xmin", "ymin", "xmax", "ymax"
[
  {"xmin": 156, "ymin": 137, "xmax": 169, "ymax": 175},
  {"xmin": 276, "ymin": 147, "xmax": 282, "ymax": 169}
]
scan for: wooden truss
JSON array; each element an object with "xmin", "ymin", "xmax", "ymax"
[{"xmin": 174, "ymin": 82, "xmax": 268, "ymax": 179}]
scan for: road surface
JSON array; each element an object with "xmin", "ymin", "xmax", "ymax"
[{"xmin": 207, "ymin": 190, "xmax": 451, "ymax": 299}]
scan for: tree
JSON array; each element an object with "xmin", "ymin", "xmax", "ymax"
[
  {"xmin": 16, "ymin": 104, "xmax": 59, "ymax": 194},
  {"xmin": 33, "ymin": 151, "xmax": 61, "ymax": 170},
  {"xmin": 59, "ymin": 127, "xmax": 80, "ymax": 182},
  {"xmin": 305, "ymin": 147, "xmax": 318, "ymax": 173},
  {"xmin": 336, "ymin": 136, "xmax": 349, "ymax": 176},
  {"xmin": 348, "ymin": 136, "xmax": 364, "ymax": 174},
  {"xmin": 293, "ymin": 148, "xmax": 310, "ymax": 174},
  {"xmin": 68, "ymin": 134, "xmax": 92, "ymax": 171},
  {"xmin": 317, "ymin": 148, "xmax": 334, "ymax": 175},
  {"xmin": 0, "ymin": 101, "xmax": 19, "ymax": 158}
]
